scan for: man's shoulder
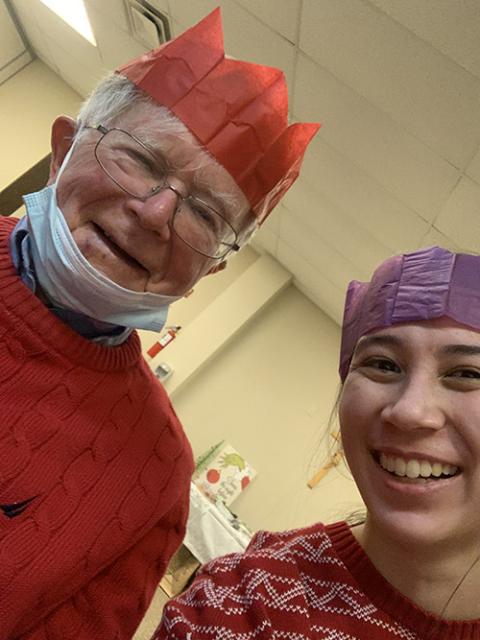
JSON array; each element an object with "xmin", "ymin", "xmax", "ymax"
[
  {"xmin": 0, "ymin": 215, "xmax": 19, "ymax": 240},
  {"xmin": 0, "ymin": 216, "xmax": 19, "ymax": 229}
]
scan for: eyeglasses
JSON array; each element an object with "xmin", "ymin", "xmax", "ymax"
[{"xmin": 85, "ymin": 125, "xmax": 240, "ymax": 260}]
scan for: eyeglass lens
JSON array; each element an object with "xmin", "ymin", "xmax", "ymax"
[{"xmin": 95, "ymin": 129, "xmax": 237, "ymax": 259}]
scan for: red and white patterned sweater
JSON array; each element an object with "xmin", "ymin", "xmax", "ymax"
[
  {"xmin": 0, "ymin": 217, "xmax": 194, "ymax": 639},
  {"xmin": 155, "ymin": 521, "xmax": 480, "ymax": 640}
]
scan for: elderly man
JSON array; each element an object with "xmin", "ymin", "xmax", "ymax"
[{"xmin": 0, "ymin": 9, "xmax": 318, "ymax": 640}]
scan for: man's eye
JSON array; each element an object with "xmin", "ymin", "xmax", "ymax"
[
  {"xmin": 191, "ymin": 203, "xmax": 218, "ymax": 229},
  {"xmin": 117, "ymin": 148, "xmax": 161, "ymax": 176},
  {"xmin": 131, "ymin": 150, "xmax": 158, "ymax": 173}
]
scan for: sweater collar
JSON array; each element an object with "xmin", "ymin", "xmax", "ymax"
[
  {"xmin": 0, "ymin": 217, "xmax": 142, "ymax": 371},
  {"xmin": 327, "ymin": 521, "xmax": 480, "ymax": 640}
]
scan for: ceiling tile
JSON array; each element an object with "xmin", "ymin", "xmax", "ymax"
[
  {"xmin": 465, "ymin": 145, "xmax": 480, "ymax": 185},
  {"xmin": 169, "ymin": 18, "xmax": 186, "ymax": 38},
  {"xmin": 370, "ymin": 0, "xmax": 480, "ymax": 80},
  {"xmin": 168, "ymin": 0, "xmax": 216, "ymax": 26},
  {"xmin": 276, "ymin": 240, "xmax": 345, "ymax": 324},
  {"xmin": 261, "ymin": 202, "xmax": 285, "ymax": 236},
  {"xmin": 169, "ymin": 0, "xmax": 296, "ymax": 88},
  {"xmin": 279, "ymin": 208, "xmax": 369, "ymax": 288},
  {"xmin": 248, "ymin": 203, "xmax": 286, "ymax": 259},
  {"xmin": 85, "ymin": 0, "xmax": 130, "ymax": 34},
  {"xmin": 46, "ymin": 38, "xmax": 105, "ymax": 97},
  {"xmin": 418, "ymin": 225, "xmax": 463, "ymax": 252},
  {"xmin": 300, "ymin": 0, "xmax": 480, "ymax": 169},
  {"xmin": 0, "ymin": 1, "xmax": 25, "ymax": 62},
  {"xmin": 289, "ymin": 138, "xmax": 429, "ymax": 254},
  {"xmin": 280, "ymin": 178, "xmax": 390, "ymax": 276},
  {"xmin": 293, "ymin": 53, "xmax": 460, "ymax": 221},
  {"xmin": 28, "ymin": 0, "xmax": 102, "ymax": 70},
  {"xmin": 250, "ymin": 226, "xmax": 278, "ymax": 257},
  {"xmin": 89, "ymin": 5, "xmax": 149, "ymax": 70},
  {"xmin": 434, "ymin": 177, "xmax": 480, "ymax": 252},
  {"xmin": 148, "ymin": 0, "xmax": 171, "ymax": 14},
  {"xmin": 9, "ymin": 3, "xmax": 60, "ymax": 73},
  {"xmin": 234, "ymin": 0, "xmax": 301, "ymax": 43},
  {"xmin": 222, "ymin": 1, "xmax": 296, "ymax": 88}
]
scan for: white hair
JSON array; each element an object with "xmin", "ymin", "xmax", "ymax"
[{"xmin": 75, "ymin": 74, "xmax": 257, "ymax": 245}]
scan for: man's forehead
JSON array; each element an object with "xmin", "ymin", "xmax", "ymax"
[{"xmin": 115, "ymin": 104, "xmax": 250, "ymax": 221}]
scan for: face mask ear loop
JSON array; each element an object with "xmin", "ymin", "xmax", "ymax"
[{"xmin": 53, "ymin": 124, "xmax": 83, "ymax": 187}]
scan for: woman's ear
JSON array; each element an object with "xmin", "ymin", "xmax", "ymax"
[{"xmin": 48, "ymin": 116, "xmax": 77, "ymax": 183}]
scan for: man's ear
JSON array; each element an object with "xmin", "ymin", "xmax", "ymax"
[
  {"xmin": 206, "ymin": 260, "xmax": 228, "ymax": 276},
  {"xmin": 48, "ymin": 116, "xmax": 77, "ymax": 183}
]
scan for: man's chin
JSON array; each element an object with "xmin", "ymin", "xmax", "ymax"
[{"xmin": 87, "ymin": 259, "xmax": 148, "ymax": 292}]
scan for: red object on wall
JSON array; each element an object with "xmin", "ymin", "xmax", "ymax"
[{"xmin": 147, "ymin": 326, "xmax": 181, "ymax": 359}]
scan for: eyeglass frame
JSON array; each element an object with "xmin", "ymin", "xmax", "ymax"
[{"xmin": 82, "ymin": 124, "xmax": 241, "ymax": 260}]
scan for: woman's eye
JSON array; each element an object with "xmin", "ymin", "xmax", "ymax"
[
  {"xmin": 364, "ymin": 358, "xmax": 400, "ymax": 373},
  {"xmin": 448, "ymin": 368, "xmax": 480, "ymax": 380}
]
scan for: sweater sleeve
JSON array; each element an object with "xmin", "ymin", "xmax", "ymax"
[{"xmin": 16, "ymin": 497, "xmax": 188, "ymax": 640}]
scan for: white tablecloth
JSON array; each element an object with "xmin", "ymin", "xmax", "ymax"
[{"xmin": 184, "ymin": 483, "xmax": 252, "ymax": 564}]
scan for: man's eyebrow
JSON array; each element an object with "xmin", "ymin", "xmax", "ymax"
[
  {"xmin": 192, "ymin": 179, "xmax": 229, "ymax": 216},
  {"xmin": 137, "ymin": 135, "xmax": 233, "ymax": 216},
  {"xmin": 141, "ymin": 141, "xmax": 175, "ymax": 173}
]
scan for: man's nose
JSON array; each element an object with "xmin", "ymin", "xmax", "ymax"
[
  {"xmin": 381, "ymin": 377, "xmax": 446, "ymax": 433},
  {"xmin": 127, "ymin": 186, "xmax": 179, "ymax": 239}
]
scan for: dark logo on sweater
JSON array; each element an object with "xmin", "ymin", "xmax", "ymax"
[{"xmin": 0, "ymin": 496, "xmax": 37, "ymax": 519}]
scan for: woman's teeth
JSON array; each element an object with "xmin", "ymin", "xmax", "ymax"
[{"xmin": 379, "ymin": 453, "xmax": 458, "ymax": 479}]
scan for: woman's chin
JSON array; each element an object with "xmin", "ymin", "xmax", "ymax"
[{"xmin": 366, "ymin": 507, "xmax": 462, "ymax": 550}]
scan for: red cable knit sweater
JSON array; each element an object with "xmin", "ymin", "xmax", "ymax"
[
  {"xmin": 0, "ymin": 217, "xmax": 194, "ymax": 639},
  {"xmin": 155, "ymin": 521, "xmax": 480, "ymax": 640}
]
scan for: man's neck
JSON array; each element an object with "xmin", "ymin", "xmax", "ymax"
[{"xmin": 352, "ymin": 518, "xmax": 480, "ymax": 620}]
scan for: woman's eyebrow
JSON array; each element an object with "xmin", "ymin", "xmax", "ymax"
[
  {"xmin": 354, "ymin": 334, "xmax": 403, "ymax": 354},
  {"xmin": 442, "ymin": 344, "xmax": 480, "ymax": 356}
]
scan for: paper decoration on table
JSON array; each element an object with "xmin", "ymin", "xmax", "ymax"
[{"xmin": 193, "ymin": 441, "xmax": 256, "ymax": 506}]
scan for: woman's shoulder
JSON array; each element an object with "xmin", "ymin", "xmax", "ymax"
[
  {"xmin": 242, "ymin": 520, "xmax": 332, "ymax": 558},
  {"xmin": 154, "ymin": 521, "xmax": 350, "ymax": 639},
  {"xmin": 192, "ymin": 520, "xmax": 336, "ymax": 578}
]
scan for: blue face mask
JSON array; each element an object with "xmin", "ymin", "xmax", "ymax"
[{"xmin": 23, "ymin": 140, "xmax": 181, "ymax": 331}]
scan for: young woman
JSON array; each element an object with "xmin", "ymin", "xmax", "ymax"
[{"xmin": 154, "ymin": 246, "xmax": 480, "ymax": 640}]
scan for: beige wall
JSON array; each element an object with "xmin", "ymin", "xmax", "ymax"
[
  {"xmin": 0, "ymin": 59, "xmax": 81, "ymax": 190},
  {"xmin": 171, "ymin": 282, "xmax": 362, "ymax": 533}
]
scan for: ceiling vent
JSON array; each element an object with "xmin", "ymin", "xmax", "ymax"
[{"xmin": 125, "ymin": 0, "xmax": 171, "ymax": 49}]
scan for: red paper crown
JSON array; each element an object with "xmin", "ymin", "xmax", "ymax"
[{"xmin": 117, "ymin": 9, "xmax": 320, "ymax": 223}]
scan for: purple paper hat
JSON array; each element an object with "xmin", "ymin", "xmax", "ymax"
[{"xmin": 339, "ymin": 246, "xmax": 480, "ymax": 380}]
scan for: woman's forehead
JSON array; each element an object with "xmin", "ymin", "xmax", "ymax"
[{"xmin": 357, "ymin": 318, "xmax": 480, "ymax": 349}]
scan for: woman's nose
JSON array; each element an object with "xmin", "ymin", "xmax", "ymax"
[{"xmin": 381, "ymin": 379, "xmax": 446, "ymax": 433}]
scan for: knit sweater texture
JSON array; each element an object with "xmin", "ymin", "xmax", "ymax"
[
  {"xmin": 155, "ymin": 520, "xmax": 480, "ymax": 640},
  {"xmin": 0, "ymin": 217, "xmax": 194, "ymax": 639}
]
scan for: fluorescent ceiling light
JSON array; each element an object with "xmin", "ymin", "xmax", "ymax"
[{"xmin": 40, "ymin": 0, "xmax": 96, "ymax": 46}]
